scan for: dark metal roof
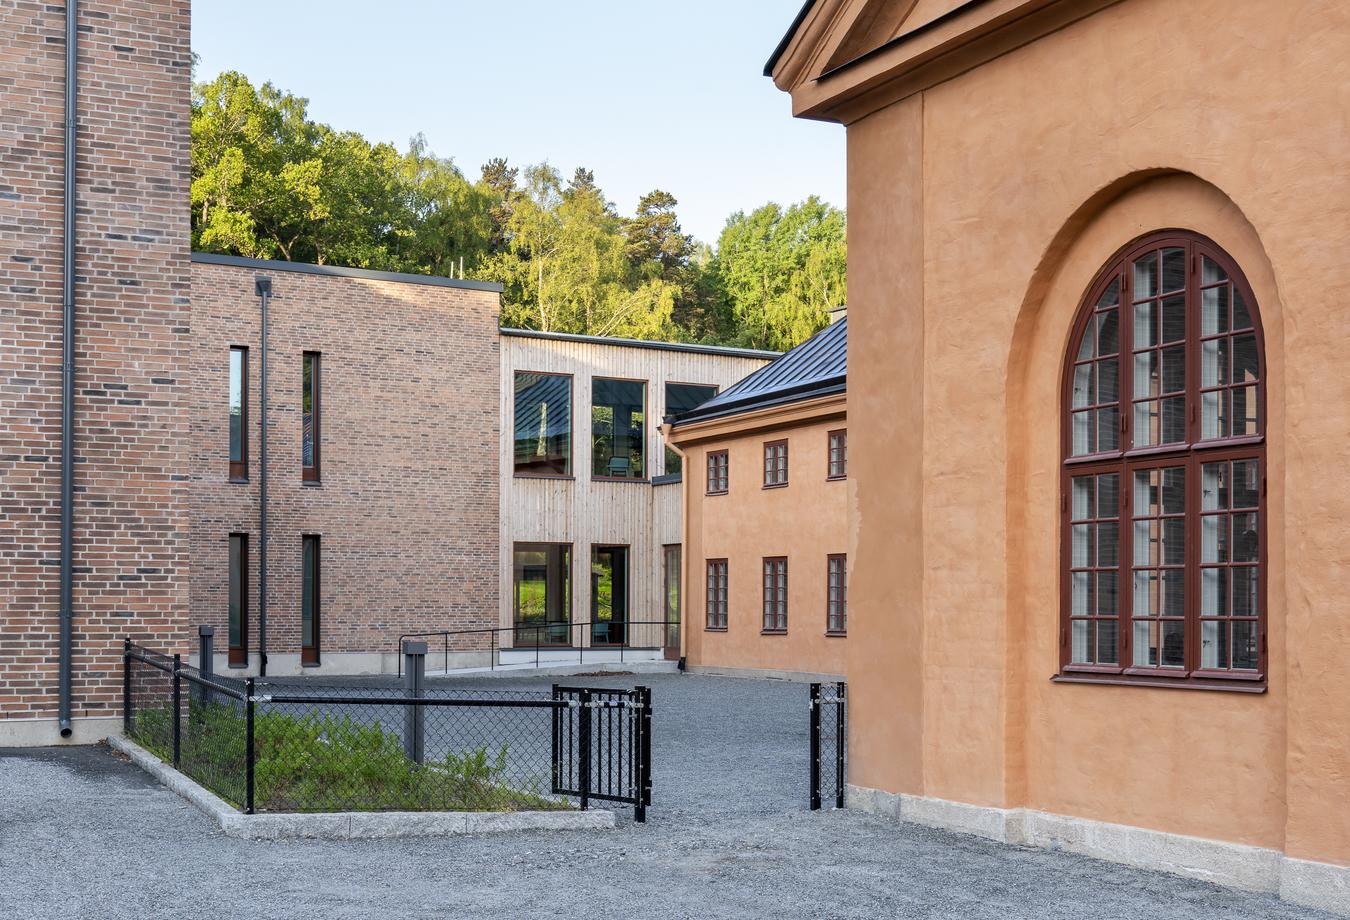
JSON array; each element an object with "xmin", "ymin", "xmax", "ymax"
[
  {"xmin": 764, "ymin": 0, "xmax": 819, "ymax": 76},
  {"xmin": 499, "ymin": 327, "xmax": 780, "ymax": 360},
  {"xmin": 191, "ymin": 252, "xmax": 504, "ymax": 292},
  {"xmin": 670, "ymin": 317, "xmax": 846, "ymax": 426}
]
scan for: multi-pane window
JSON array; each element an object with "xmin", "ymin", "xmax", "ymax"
[
  {"xmin": 229, "ymin": 347, "xmax": 247, "ymax": 480},
  {"xmin": 706, "ymin": 450, "xmax": 729, "ymax": 494},
  {"xmin": 302, "ymin": 352, "xmax": 321, "ymax": 482},
  {"xmin": 228, "ymin": 533, "xmax": 248, "ymax": 667},
  {"xmin": 827, "ymin": 554, "xmax": 847, "ymax": 635},
  {"xmin": 664, "ymin": 383, "xmax": 717, "ymax": 475},
  {"xmin": 705, "ymin": 559, "xmax": 728, "ymax": 630},
  {"xmin": 301, "ymin": 535, "xmax": 320, "ymax": 666},
  {"xmin": 762, "ymin": 557, "xmax": 788, "ymax": 632},
  {"xmin": 827, "ymin": 430, "xmax": 847, "ymax": 479},
  {"xmin": 763, "ymin": 440, "xmax": 788, "ymax": 487},
  {"xmin": 592, "ymin": 378, "xmax": 646, "ymax": 479},
  {"xmin": 514, "ymin": 371, "xmax": 572, "ymax": 476},
  {"xmin": 1060, "ymin": 232, "xmax": 1265, "ymax": 686}
]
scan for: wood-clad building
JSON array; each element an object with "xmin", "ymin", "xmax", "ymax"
[{"xmin": 498, "ymin": 329, "xmax": 774, "ymax": 659}]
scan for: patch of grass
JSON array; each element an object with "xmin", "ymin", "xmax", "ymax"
[{"xmin": 129, "ymin": 701, "xmax": 567, "ymax": 814}]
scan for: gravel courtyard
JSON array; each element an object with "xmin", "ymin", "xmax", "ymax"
[{"xmin": 0, "ymin": 673, "xmax": 1335, "ymax": 920}]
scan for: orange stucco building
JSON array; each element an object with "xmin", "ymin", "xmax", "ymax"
[
  {"xmin": 666, "ymin": 318, "xmax": 849, "ymax": 679},
  {"xmin": 767, "ymin": 0, "xmax": 1350, "ymax": 913}
]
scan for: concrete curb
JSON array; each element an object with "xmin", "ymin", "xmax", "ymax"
[{"xmin": 108, "ymin": 734, "xmax": 616, "ymax": 839}]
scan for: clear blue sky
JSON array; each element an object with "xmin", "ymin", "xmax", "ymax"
[{"xmin": 191, "ymin": 0, "xmax": 845, "ymax": 246}]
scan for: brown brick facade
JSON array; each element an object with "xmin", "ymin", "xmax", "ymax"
[
  {"xmin": 0, "ymin": 0, "xmax": 192, "ymax": 737},
  {"xmin": 189, "ymin": 257, "xmax": 501, "ymax": 674}
]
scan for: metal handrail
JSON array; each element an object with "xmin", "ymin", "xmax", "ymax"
[{"xmin": 397, "ymin": 618, "xmax": 680, "ymax": 676}]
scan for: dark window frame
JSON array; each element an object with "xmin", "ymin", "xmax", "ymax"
[
  {"xmin": 705, "ymin": 558, "xmax": 728, "ymax": 631},
  {"xmin": 827, "ymin": 429, "xmax": 848, "ymax": 480},
  {"xmin": 301, "ymin": 534, "xmax": 320, "ymax": 666},
  {"xmin": 827, "ymin": 554, "xmax": 847, "ymax": 636},
  {"xmin": 706, "ymin": 449, "xmax": 729, "ymax": 495},
  {"xmin": 591, "ymin": 375, "xmax": 649, "ymax": 482},
  {"xmin": 228, "ymin": 533, "xmax": 248, "ymax": 668},
  {"xmin": 513, "ymin": 369, "xmax": 575, "ymax": 479},
  {"xmin": 663, "ymin": 543, "xmax": 682, "ymax": 650},
  {"xmin": 512, "ymin": 542, "xmax": 574, "ymax": 647},
  {"xmin": 763, "ymin": 439, "xmax": 789, "ymax": 489},
  {"xmin": 762, "ymin": 556, "xmax": 788, "ymax": 633},
  {"xmin": 229, "ymin": 346, "xmax": 248, "ymax": 481},
  {"xmin": 1056, "ymin": 230, "xmax": 1267, "ymax": 692},
  {"xmin": 663, "ymin": 381, "xmax": 719, "ymax": 476},
  {"xmin": 302, "ymin": 351, "xmax": 321, "ymax": 483}
]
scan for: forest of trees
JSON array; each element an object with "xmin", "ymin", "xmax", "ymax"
[{"xmin": 191, "ymin": 71, "xmax": 846, "ymax": 350}]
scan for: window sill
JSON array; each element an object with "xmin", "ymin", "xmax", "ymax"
[
  {"xmin": 301, "ymin": 480, "xmax": 322, "ymax": 488},
  {"xmin": 825, "ymin": 630, "xmax": 847, "ymax": 638},
  {"xmin": 227, "ymin": 477, "xmax": 249, "ymax": 485},
  {"xmin": 762, "ymin": 482, "xmax": 789, "ymax": 490},
  {"xmin": 300, "ymin": 660, "xmax": 321, "ymax": 668},
  {"xmin": 826, "ymin": 474, "xmax": 846, "ymax": 482},
  {"xmin": 761, "ymin": 629, "xmax": 788, "ymax": 636},
  {"xmin": 704, "ymin": 626, "xmax": 728, "ymax": 633},
  {"xmin": 514, "ymin": 473, "xmax": 575, "ymax": 481},
  {"xmin": 1051, "ymin": 672, "xmax": 1266, "ymax": 693},
  {"xmin": 706, "ymin": 489, "xmax": 728, "ymax": 497}
]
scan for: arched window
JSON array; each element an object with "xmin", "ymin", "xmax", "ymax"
[{"xmin": 1059, "ymin": 230, "xmax": 1266, "ymax": 689}]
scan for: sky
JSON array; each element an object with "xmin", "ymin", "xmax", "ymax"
[{"xmin": 191, "ymin": 0, "xmax": 846, "ymax": 247}]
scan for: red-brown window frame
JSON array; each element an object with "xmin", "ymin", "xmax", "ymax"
[
  {"xmin": 1056, "ymin": 230, "xmax": 1267, "ymax": 692},
  {"xmin": 762, "ymin": 556, "xmax": 788, "ymax": 633},
  {"xmin": 705, "ymin": 558, "xmax": 728, "ymax": 631},
  {"xmin": 513, "ymin": 369, "xmax": 575, "ymax": 479},
  {"xmin": 302, "ymin": 351, "xmax": 321, "ymax": 483},
  {"xmin": 827, "ymin": 429, "xmax": 847, "ymax": 480},
  {"xmin": 706, "ymin": 449, "xmax": 729, "ymax": 495},
  {"xmin": 300, "ymin": 534, "xmax": 320, "ymax": 666},
  {"xmin": 592, "ymin": 375, "xmax": 649, "ymax": 482},
  {"xmin": 763, "ymin": 439, "xmax": 788, "ymax": 489},
  {"xmin": 826, "ymin": 553, "xmax": 847, "ymax": 635},
  {"xmin": 229, "ymin": 346, "xmax": 247, "ymax": 481}
]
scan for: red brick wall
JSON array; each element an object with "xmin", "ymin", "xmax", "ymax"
[
  {"xmin": 189, "ymin": 259, "xmax": 501, "ymax": 672},
  {"xmin": 0, "ymin": 0, "xmax": 192, "ymax": 729}
]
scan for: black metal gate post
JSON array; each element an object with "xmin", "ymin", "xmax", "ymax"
[
  {"xmin": 578, "ymin": 689, "xmax": 592, "ymax": 811},
  {"xmin": 809, "ymin": 682, "xmax": 822, "ymax": 810},
  {"xmin": 636, "ymin": 685, "xmax": 652, "ymax": 821},
  {"xmin": 402, "ymin": 640, "xmax": 426, "ymax": 765},
  {"xmin": 244, "ymin": 676, "xmax": 255, "ymax": 814},
  {"xmin": 171, "ymin": 653, "xmax": 182, "ymax": 769},
  {"xmin": 197, "ymin": 626, "xmax": 214, "ymax": 708},
  {"xmin": 122, "ymin": 637, "xmax": 131, "ymax": 735},
  {"xmin": 835, "ymin": 681, "xmax": 846, "ymax": 809}
]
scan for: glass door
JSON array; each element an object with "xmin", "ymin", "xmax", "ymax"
[{"xmin": 590, "ymin": 546, "xmax": 628, "ymax": 646}]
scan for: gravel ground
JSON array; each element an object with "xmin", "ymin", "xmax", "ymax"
[{"xmin": 0, "ymin": 673, "xmax": 1335, "ymax": 920}]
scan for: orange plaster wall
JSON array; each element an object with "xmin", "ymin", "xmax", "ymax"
[
  {"xmin": 843, "ymin": 0, "xmax": 1350, "ymax": 864},
  {"xmin": 678, "ymin": 410, "xmax": 849, "ymax": 678}
]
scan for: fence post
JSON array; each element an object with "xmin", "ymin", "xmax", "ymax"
[
  {"xmin": 171, "ymin": 653, "xmax": 182, "ymax": 769},
  {"xmin": 809, "ymin": 682, "xmax": 822, "ymax": 811},
  {"xmin": 402, "ymin": 640, "xmax": 426, "ymax": 765},
  {"xmin": 578, "ymin": 688, "xmax": 592, "ymax": 811},
  {"xmin": 550, "ymin": 684, "xmax": 562, "ymax": 795},
  {"xmin": 835, "ymin": 681, "xmax": 846, "ymax": 809},
  {"xmin": 197, "ymin": 625, "xmax": 214, "ymax": 708},
  {"xmin": 245, "ymin": 677, "xmax": 255, "ymax": 815},
  {"xmin": 635, "ymin": 685, "xmax": 652, "ymax": 822},
  {"xmin": 122, "ymin": 637, "xmax": 132, "ymax": 735}
]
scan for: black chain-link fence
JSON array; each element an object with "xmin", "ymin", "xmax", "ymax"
[
  {"xmin": 122, "ymin": 640, "xmax": 652, "ymax": 820},
  {"xmin": 810, "ymin": 682, "xmax": 846, "ymax": 810}
]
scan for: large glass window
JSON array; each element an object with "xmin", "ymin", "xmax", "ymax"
[
  {"xmin": 228, "ymin": 533, "xmax": 248, "ymax": 667},
  {"xmin": 229, "ymin": 347, "xmax": 247, "ymax": 480},
  {"xmin": 514, "ymin": 372, "xmax": 571, "ymax": 476},
  {"xmin": 592, "ymin": 378, "xmax": 646, "ymax": 479},
  {"xmin": 1060, "ymin": 232, "xmax": 1265, "ymax": 687},
  {"xmin": 301, "ymin": 535, "xmax": 320, "ymax": 666},
  {"xmin": 302, "ymin": 352, "xmax": 320, "ymax": 482},
  {"xmin": 513, "ymin": 543, "xmax": 571, "ymax": 645},
  {"xmin": 663, "ymin": 383, "xmax": 717, "ymax": 475}
]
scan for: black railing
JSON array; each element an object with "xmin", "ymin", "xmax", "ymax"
[
  {"xmin": 123, "ymin": 638, "xmax": 654, "ymax": 821},
  {"xmin": 809, "ymin": 681, "xmax": 846, "ymax": 810},
  {"xmin": 397, "ymin": 618, "xmax": 679, "ymax": 676}
]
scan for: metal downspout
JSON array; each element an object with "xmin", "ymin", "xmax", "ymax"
[
  {"xmin": 58, "ymin": 0, "xmax": 78, "ymax": 739},
  {"xmin": 255, "ymin": 276, "xmax": 271, "ymax": 676}
]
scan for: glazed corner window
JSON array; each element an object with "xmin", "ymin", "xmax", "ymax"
[
  {"xmin": 513, "ymin": 543, "xmax": 572, "ymax": 645},
  {"xmin": 762, "ymin": 557, "xmax": 788, "ymax": 632},
  {"xmin": 705, "ymin": 559, "xmax": 728, "ymax": 630},
  {"xmin": 663, "ymin": 383, "xmax": 717, "ymax": 475},
  {"xmin": 514, "ymin": 371, "xmax": 571, "ymax": 476},
  {"xmin": 302, "ymin": 352, "xmax": 320, "ymax": 482},
  {"xmin": 827, "ymin": 554, "xmax": 847, "ymax": 635},
  {"xmin": 1060, "ymin": 231, "xmax": 1265, "ymax": 688},
  {"xmin": 706, "ymin": 450, "xmax": 729, "ymax": 495},
  {"xmin": 827, "ymin": 430, "xmax": 847, "ymax": 479},
  {"xmin": 592, "ymin": 377, "xmax": 646, "ymax": 479},
  {"xmin": 763, "ymin": 440, "xmax": 788, "ymax": 487},
  {"xmin": 228, "ymin": 347, "xmax": 247, "ymax": 480},
  {"xmin": 301, "ymin": 535, "xmax": 320, "ymax": 666},
  {"xmin": 228, "ymin": 533, "xmax": 248, "ymax": 667}
]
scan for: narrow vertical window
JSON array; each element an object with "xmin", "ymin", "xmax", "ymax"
[
  {"xmin": 302, "ymin": 352, "xmax": 321, "ymax": 482},
  {"xmin": 706, "ymin": 449, "xmax": 729, "ymax": 494},
  {"xmin": 228, "ymin": 533, "xmax": 248, "ymax": 667},
  {"xmin": 827, "ymin": 554, "xmax": 847, "ymax": 635},
  {"xmin": 514, "ymin": 371, "xmax": 572, "ymax": 476},
  {"xmin": 763, "ymin": 440, "xmax": 788, "ymax": 487},
  {"xmin": 229, "ymin": 347, "xmax": 247, "ymax": 480},
  {"xmin": 762, "ymin": 557, "xmax": 788, "ymax": 632},
  {"xmin": 592, "ymin": 377, "xmax": 646, "ymax": 479},
  {"xmin": 301, "ymin": 535, "xmax": 320, "ymax": 666},
  {"xmin": 827, "ymin": 429, "xmax": 848, "ymax": 480},
  {"xmin": 705, "ymin": 559, "xmax": 728, "ymax": 630},
  {"xmin": 663, "ymin": 383, "xmax": 718, "ymax": 475},
  {"xmin": 663, "ymin": 545, "xmax": 682, "ymax": 651}
]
